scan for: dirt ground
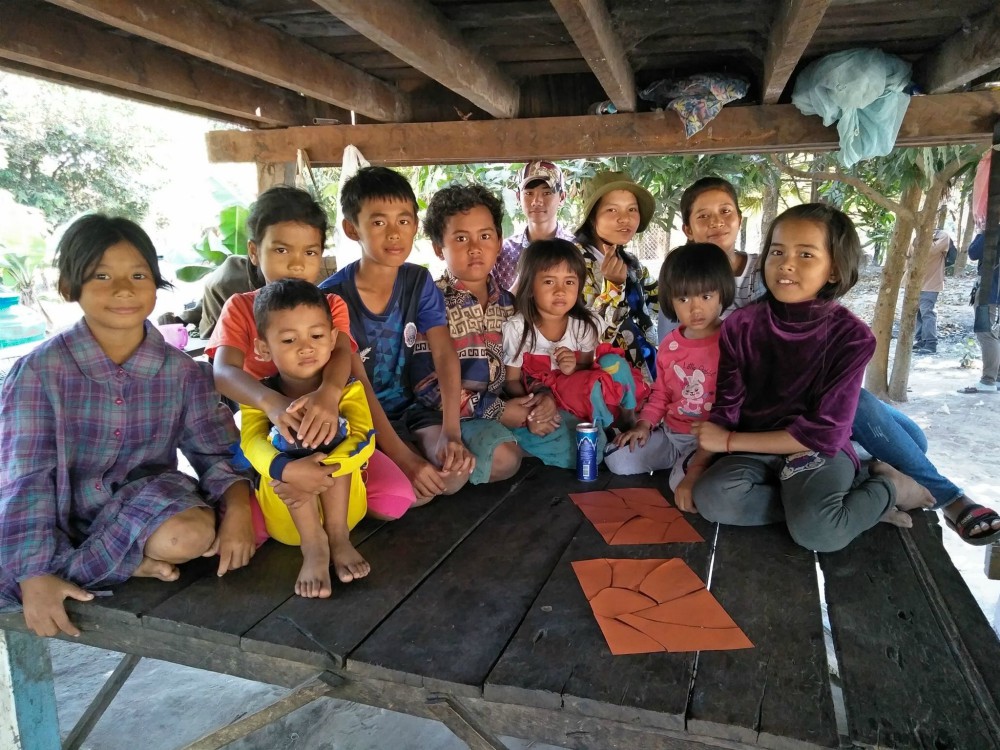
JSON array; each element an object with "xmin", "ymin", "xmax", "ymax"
[{"xmin": 44, "ymin": 268, "xmax": 1000, "ymax": 750}]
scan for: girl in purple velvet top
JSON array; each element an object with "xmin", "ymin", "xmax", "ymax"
[{"xmin": 689, "ymin": 204, "xmax": 933, "ymax": 552}]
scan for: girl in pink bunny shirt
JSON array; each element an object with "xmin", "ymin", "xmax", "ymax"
[{"xmin": 606, "ymin": 243, "xmax": 734, "ymax": 497}]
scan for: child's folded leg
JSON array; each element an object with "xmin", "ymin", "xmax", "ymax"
[
  {"xmin": 693, "ymin": 454, "xmax": 785, "ymax": 526},
  {"xmin": 459, "ymin": 418, "xmax": 521, "ymax": 484},
  {"xmin": 363, "ymin": 450, "xmax": 417, "ymax": 520},
  {"xmin": 604, "ymin": 427, "xmax": 689, "ymax": 476}
]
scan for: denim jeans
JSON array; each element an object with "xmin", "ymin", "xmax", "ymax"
[{"xmin": 851, "ymin": 388, "xmax": 962, "ymax": 509}]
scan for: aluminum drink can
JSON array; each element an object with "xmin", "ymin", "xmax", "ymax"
[{"xmin": 576, "ymin": 422, "xmax": 599, "ymax": 482}]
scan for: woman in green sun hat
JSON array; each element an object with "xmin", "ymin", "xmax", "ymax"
[{"xmin": 573, "ymin": 170, "xmax": 659, "ymax": 384}]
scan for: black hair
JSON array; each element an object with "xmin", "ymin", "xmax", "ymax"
[
  {"xmin": 253, "ymin": 277, "xmax": 331, "ymax": 338},
  {"xmin": 340, "ymin": 166, "xmax": 418, "ymax": 224},
  {"xmin": 511, "ymin": 238, "xmax": 598, "ymax": 355},
  {"xmin": 423, "ymin": 184, "xmax": 504, "ymax": 248},
  {"xmin": 761, "ymin": 203, "xmax": 862, "ymax": 301},
  {"xmin": 658, "ymin": 243, "xmax": 736, "ymax": 322},
  {"xmin": 245, "ymin": 186, "xmax": 328, "ymax": 289},
  {"xmin": 680, "ymin": 176, "xmax": 742, "ymax": 226},
  {"xmin": 55, "ymin": 214, "xmax": 171, "ymax": 302}
]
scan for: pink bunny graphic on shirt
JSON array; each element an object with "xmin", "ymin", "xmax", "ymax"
[{"xmin": 673, "ymin": 364, "xmax": 707, "ymax": 417}]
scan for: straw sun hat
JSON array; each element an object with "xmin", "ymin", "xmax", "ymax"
[{"xmin": 579, "ymin": 171, "xmax": 655, "ymax": 233}]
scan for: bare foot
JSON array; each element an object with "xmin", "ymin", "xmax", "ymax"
[
  {"xmin": 296, "ymin": 538, "xmax": 332, "ymax": 598},
  {"xmin": 330, "ymin": 538, "xmax": 370, "ymax": 583},
  {"xmin": 133, "ymin": 556, "xmax": 180, "ymax": 581},
  {"xmin": 870, "ymin": 461, "xmax": 934, "ymax": 512},
  {"xmin": 879, "ymin": 506, "xmax": 913, "ymax": 528}
]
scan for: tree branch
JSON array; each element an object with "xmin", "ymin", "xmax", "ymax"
[{"xmin": 768, "ymin": 154, "xmax": 911, "ymax": 220}]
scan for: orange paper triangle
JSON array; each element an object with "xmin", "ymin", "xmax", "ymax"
[{"xmin": 569, "ymin": 488, "xmax": 704, "ymax": 544}]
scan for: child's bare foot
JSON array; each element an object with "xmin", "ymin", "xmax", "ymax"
[
  {"xmin": 330, "ymin": 538, "xmax": 370, "ymax": 583},
  {"xmin": 133, "ymin": 556, "xmax": 180, "ymax": 581},
  {"xmin": 296, "ymin": 539, "xmax": 332, "ymax": 598},
  {"xmin": 879, "ymin": 506, "xmax": 914, "ymax": 528},
  {"xmin": 870, "ymin": 461, "xmax": 934, "ymax": 511}
]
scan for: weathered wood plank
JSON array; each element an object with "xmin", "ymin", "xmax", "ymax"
[
  {"xmin": 761, "ymin": 0, "xmax": 831, "ymax": 104},
  {"xmin": 205, "ymin": 90, "xmax": 1000, "ymax": 166},
  {"xmin": 241, "ymin": 466, "xmax": 536, "ymax": 669},
  {"xmin": 549, "ymin": 0, "xmax": 636, "ymax": 112},
  {"xmin": 312, "ymin": 0, "xmax": 520, "ymax": 118},
  {"xmin": 46, "ymin": 0, "xmax": 409, "ymax": 121},
  {"xmin": 486, "ymin": 474, "xmax": 715, "ymax": 733},
  {"xmin": 689, "ymin": 524, "xmax": 838, "ymax": 750},
  {"xmin": 142, "ymin": 540, "xmax": 300, "ymax": 646},
  {"xmin": 819, "ymin": 516, "xmax": 999, "ymax": 748},
  {"xmin": 0, "ymin": 0, "xmax": 321, "ymax": 126},
  {"xmin": 0, "ymin": 630, "xmax": 60, "ymax": 750},
  {"xmin": 915, "ymin": 3, "xmax": 1000, "ymax": 94},
  {"xmin": 349, "ymin": 466, "xmax": 590, "ymax": 695}
]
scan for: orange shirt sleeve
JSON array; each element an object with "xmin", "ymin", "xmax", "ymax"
[
  {"xmin": 326, "ymin": 293, "xmax": 357, "ymax": 352},
  {"xmin": 205, "ymin": 292, "xmax": 256, "ymax": 360}
]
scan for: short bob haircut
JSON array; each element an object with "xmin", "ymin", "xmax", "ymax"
[
  {"xmin": 679, "ymin": 176, "xmax": 742, "ymax": 227},
  {"xmin": 55, "ymin": 214, "xmax": 171, "ymax": 302},
  {"xmin": 340, "ymin": 166, "xmax": 418, "ymax": 225},
  {"xmin": 658, "ymin": 243, "xmax": 736, "ymax": 322},
  {"xmin": 761, "ymin": 203, "xmax": 862, "ymax": 301},
  {"xmin": 423, "ymin": 184, "xmax": 504, "ymax": 248},
  {"xmin": 253, "ymin": 277, "xmax": 331, "ymax": 339},
  {"xmin": 247, "ymin": 186, "xmax": 328, "ymax": 247}
]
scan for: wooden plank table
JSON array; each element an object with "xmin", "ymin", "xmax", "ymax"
[{"xmin": 3, "ymin": 460, "xmax": 1000, "ymax": 749}]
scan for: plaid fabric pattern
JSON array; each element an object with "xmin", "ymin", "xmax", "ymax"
[
  {"xmin": 495, "ymin": 223, "xmax": 576, "ymax": 291},
  {"xmin": 0, "ymin": 320, "xmax": 249, "ymax": 605}
]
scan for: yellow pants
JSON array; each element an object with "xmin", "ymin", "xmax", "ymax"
[{"xmin": 255, "ymin": 380, "xmax": 375, "ymax": 546}]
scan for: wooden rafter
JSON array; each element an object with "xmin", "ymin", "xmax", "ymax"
[
  {"xmin": 42, "ymin": 0, "xmax": 410, "ymax": 123},
  {"xmin": 312, "ymin": 0, "xmax": 520, "ymax": 119},
  {"xmin": 761, "ymin": 0, "xmax": 832, "ymax": 104},
  {"xmin": 206, "ymin": 90, "xmax": 1000, "ymax": 167},
  {"xmin": 0, "ymin": 1, "xmax": 319, "ymax": 126},
  {"xmin": 916, "ymin": 4, "xmax": 1000, "ymax": 94},
  {"xmin": 549, "ymin": 0, "xmax": 636, "ymax": 112}
]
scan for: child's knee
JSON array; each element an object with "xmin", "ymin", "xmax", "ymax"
[
  {"xmin": 489, "ymin": 442, "xmax": 522, "ymax": 482},
  {"xmin": 147, "ymin": 507, "xmax": 215, "ymax": 562},
  {"xmin": 786, "ymin": 513, "xmax": 854, "ymax": 553}
]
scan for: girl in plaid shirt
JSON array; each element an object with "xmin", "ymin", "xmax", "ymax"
[{"xmin": 0, "ymin": 215, "xmax": 255, "ymax": 637}]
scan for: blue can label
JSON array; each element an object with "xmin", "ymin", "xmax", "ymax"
[{"xmin": 576, "ymin": 422, "xmax": 599, "ymax": 482}]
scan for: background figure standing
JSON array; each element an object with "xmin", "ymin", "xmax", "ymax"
[
  {"xmin": 962, "ymin": 232, "xmax": 1000, "ymax": 392},
  {"xmin": 914, "ymin": 228, "xmax": 952, "ymax": 355},
  {"xmin": 494, "ymin": 160, "xmax": 574, "ymax": 291}
]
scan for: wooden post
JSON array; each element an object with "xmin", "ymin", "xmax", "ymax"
[
  {"xmin": 0, "ymin": 630, "xmax": 60, "ymax": 750},
  {"xmin": 256, "ymin": 162, "xmax": 296, "ymax": 194}
]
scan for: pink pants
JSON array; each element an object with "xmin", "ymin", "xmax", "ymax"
[{"xmin": 250, "ymin": 449, "xmax": 416, "ymax": 546}]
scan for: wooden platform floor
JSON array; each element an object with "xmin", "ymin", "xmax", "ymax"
[{"xmin": 3, "ymin": 462, "xmax": 1000, "ymax": 750}]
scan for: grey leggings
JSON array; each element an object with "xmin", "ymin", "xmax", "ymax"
[{"xmin": 692, "ymin": 450, "xmax": 895, "ymax": 553}]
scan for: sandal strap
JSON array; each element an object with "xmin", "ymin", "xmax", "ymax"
[{"xmin": 954, "ymin": 504, "xmax": 1000, "ymax": 532}]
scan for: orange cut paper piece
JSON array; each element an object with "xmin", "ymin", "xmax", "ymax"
[
  {"xmin": 572, "ymin": 558, "xmax": 753, "ymax": 655},
  {"xmin": 569, "ymin": 487, "xmax": 703, "ymax": 544}
]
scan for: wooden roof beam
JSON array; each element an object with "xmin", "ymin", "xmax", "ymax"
[
  {"xmin": 206, "ymin": 90, "xmax": 1000, "ymax": 166},
  {"xmin": 42, "ymin": 0, "xmax": 410, "ymax": 122},
  {"xmin": 549, "ymin": 0, "xmax": 636, "ymax": 112},
  {"xmin": 0, "ymin": 1, "xmax": 320, "ymax": 126},
  {"xmin": 312, "ymin": 0, "xmax": 520, "ymax": 119},
  {"xmin": 916, "ymin": 4, "xmax": 1000, "ymax": 93},
  {"xmin": 761, "ymin": 0, "xmax": 832, "ymax": 104}
]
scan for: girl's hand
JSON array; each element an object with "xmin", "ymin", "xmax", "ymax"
[
  {"xmin": 614, "ymin": 421, "xmax": 651, "ymax": 450},
  {"xmin": 525, "ymin": 393, "xmax": 560, "ymax": 426},
  {"xmin": 553, "ymin": 346, "xmax": 578, "ymax": 375},
  {"xmin": 265, "ymin": 395, "xmax": 300, "ymax": 444},
  {"xmin": 674, "ymin": 475, "xmax": 698, "ymax": 513},
  {"xmin": 600, "ymin": 248, "xmax": 627, "ymax": 286},
  {"xmin": 282, "ymin": 454, "xmax": 337, "ymax": 495},
  {"xmin": 399, "ymin": 451, "xmax": 447, "ymax": 501},
  {"xmin": 211, "ymin": 502, "xmax": 255, "ymax": 576},
  {"xmin": 287, "ymin": 387, "xmax": 342, "ymax": 449},
  {"xmin": 436, "ymin": 433, "xmax": 475, "ymax": 477},
  {"xmin": 21, "ymin": 574, "xmax": 93, "ymax": 637},
  {"xmin": 690, "ymin": 421, "xmax": 731, "ymax": 453},
  {"xmin": 269, "ymin": 479, "xmax": 317, "ymax": 510}
]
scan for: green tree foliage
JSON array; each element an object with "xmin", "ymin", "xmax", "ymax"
[{"xmin": 0, "ymin": 74, "xmax": 161, "ymax": 226}]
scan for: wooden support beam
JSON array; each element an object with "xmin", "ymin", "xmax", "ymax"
[
  {"xmin": 312, "ymin": 0, "xmax": 520, "ymax": 119},
  {"xmin": 43, "ymin": 0, "xmax": 409, "ymax": 123},
  {"xmin": 548, "ymin": 0, "xmax": 636, "ymax": 112},
  {"xmin": 206, "ymin": 90, "xmax": 1000, "ymax": 166},
  {"xmin": 0, "ymin": 1, "xmax": 317, "ymax": 126},
  {"xmin": 917, "ymin": 4, "xmax": 1000, "ymax": 93},
  {"xmin": 760, "ymin": 0, "xmax": 832, "ymax": 104},
  {"xmin": 0, "ymin": 630, "xmax": 60, "ymax": 750}
]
